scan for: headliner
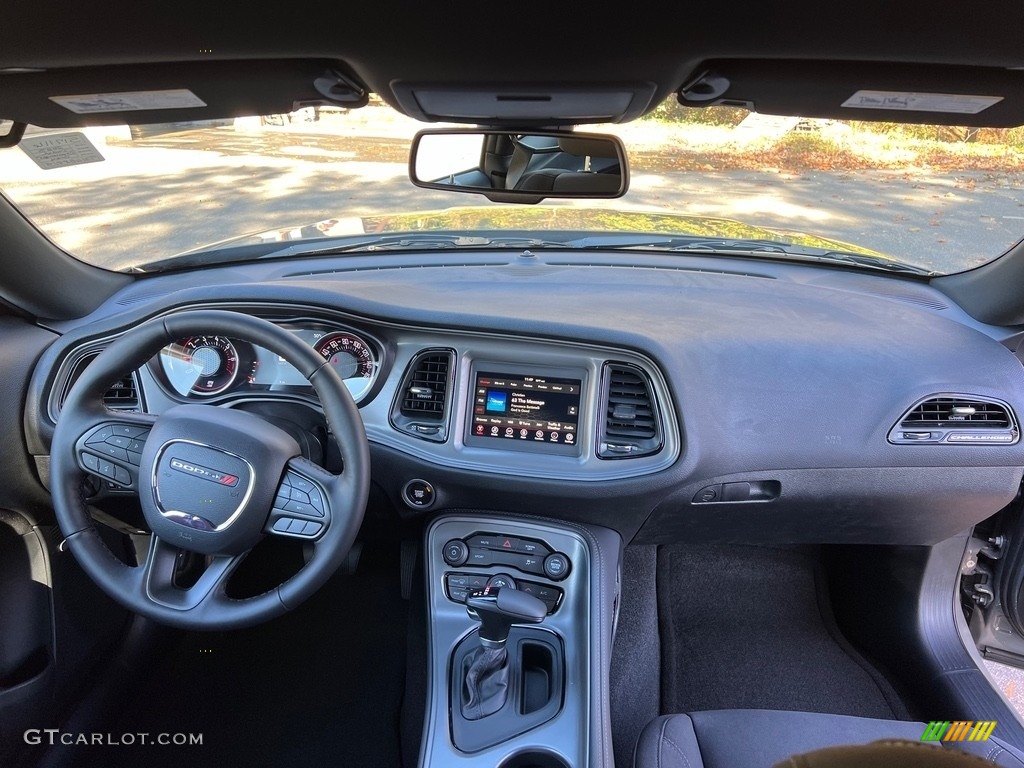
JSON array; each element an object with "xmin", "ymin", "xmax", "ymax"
[{"xmin": 2, "ymin": 2, "xmax": 1024, "ymax": 126}]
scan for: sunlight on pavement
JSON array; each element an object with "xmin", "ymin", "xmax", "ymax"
[
  {"xmin": 685, "ymin": 194, "xmax": 837, "ymax": 223},
  {"xmin": 984, "ymin": 660, "xmax": 1024, "ymax": 720}
]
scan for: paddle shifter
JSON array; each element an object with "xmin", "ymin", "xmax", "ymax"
[{"xmin": 461, "ymin": 586, "xmax": 547, "ymax": 720}]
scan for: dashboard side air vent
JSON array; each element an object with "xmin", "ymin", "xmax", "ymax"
[
  {"xmin": 597, "ymin": 363, "xmax": 663, "ymax": 458},
  {"xmin": 54, "ymin": 352, "xmax": 142, "ymax": 416},
  {"xmin": 390, "ymin": 349, "xmax": 455, "ymax": 442},
  {"xmin": 889, "ymin": 395, "xmax": 1018, "ymax": 445},
  {"xmin": 104, "ymin": 373, "xmax": 140, "ymax": 408}
]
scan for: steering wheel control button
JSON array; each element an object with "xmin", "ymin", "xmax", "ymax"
[
  {"xmin": 106, "ymin": 434, "xmax": 132, "ymax": 449},
  {"xmin": 443, "ymin": 539, "xmax": 469, "ymax": 566},
  {"xmin": 402, "ymin": 479, "xmax": 436, "ymax": 509},
  {"xmin": 287, "ymin": 473, "xmax": 316, "ymax": 495},
  {"xmin": 96, "ymin": 443, "xmax": 130, "ymax": 461},
  {"xmin": 270, "ymin": 517, "xmax": 323, "ymax": 538},
  {"xmin": 543, "ymin": 552, "xmax": 571, "ymax": 581},
  {"xmin": 280, "ymin": 472, "xmax": 327, "ymax": 516},
  {"xmin": 283, "ymin": 499, "xmax": 320, "ymax": 517},
  {"xmin": 85, "ymin": 426, "xmax": 114, "ymax": 445},
  {"xmin": 486, "ymin": 573, "xmax": 517, "ymax": 590},
  {"xmin": 81, "ymin": 452, "xmax": 99, "ymax": 472}
]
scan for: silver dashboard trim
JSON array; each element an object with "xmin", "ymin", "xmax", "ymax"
[{"xmin": 48, "ymin": 300, "xmax": 682, "ymax": 482}]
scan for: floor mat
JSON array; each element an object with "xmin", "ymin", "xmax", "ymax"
[
  {"xmin": 658, "ymin": 544, "xmax": 907, "ymax": 718},
  {"xmin": 100, "ymin": 547, "xmax": 407, "ymax": 768}
]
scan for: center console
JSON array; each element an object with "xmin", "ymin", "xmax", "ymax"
[{"xmin": 420, "ymin": 515, "xmax": 621, "ymax": 768}]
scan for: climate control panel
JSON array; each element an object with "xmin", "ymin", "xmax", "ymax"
[
  {"xmin": 442, "ymin": 532, "xmax": 572, "ymax": 580},
  {"xmin": 441, "ymin": 531, "xmax": 571, "ymax": 614}
]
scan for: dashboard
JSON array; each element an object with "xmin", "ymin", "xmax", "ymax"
[{"xmin": 24, "ymin": 248, "xmax": 1024, "ymax": 547}]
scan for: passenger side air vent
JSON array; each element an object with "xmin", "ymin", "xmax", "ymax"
[
  {"xmin": 889, "ymin": 395, "xmax": 1018, "ymax": 445},
  {"xmin": 597, "ymin": 363, "xmax": 663, "ymax": 458},
  {"xmin": 390, "ymin": 349, "xmax": 455, "ymax": 442}
]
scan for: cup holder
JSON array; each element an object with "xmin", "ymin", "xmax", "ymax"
[{"xmin": 498, "ymin": 750, "xmax": 572, "ymax": 768}]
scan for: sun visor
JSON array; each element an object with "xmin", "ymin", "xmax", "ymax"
[
  {"xmin": 390, "ymin": 82, "xmax": 656, "ymax": 125},
  {"xmin": 678, "ymin": 60, "xmax": 1024, "ymax": 127},
  {"xmin": 0, "ymin": 59, "xmax": 367, "ymax": 127}
]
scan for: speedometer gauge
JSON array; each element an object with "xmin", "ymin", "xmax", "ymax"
[
  {"xmin": 313, "ymin": 332, "xmax": 375, "ymax": 380},
  {"xmin": 160, "ymin": 336, "xmax": 240, "ymax": 396}
]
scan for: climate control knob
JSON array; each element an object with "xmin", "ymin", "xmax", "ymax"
[{"xmin": 486, "ymin": 573, "xmax": 517, "ymax": 590}]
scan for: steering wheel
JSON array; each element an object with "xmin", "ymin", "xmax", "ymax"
[{"xmin": 49, "ymin": 310, "xmax": 370, "ymax": 630}]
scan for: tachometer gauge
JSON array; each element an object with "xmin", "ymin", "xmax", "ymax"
[
  {"xmin": 160, "ymin": 336, "xmax": 240, "ymax": 396},
  {"xmin": 313, "ymin": 332, "xmax": 375, "ymax": 380}
]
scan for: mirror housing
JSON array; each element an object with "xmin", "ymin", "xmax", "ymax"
[{"xmin": 409, "ymin": 129, "xmax": 629, "ymax": 204}]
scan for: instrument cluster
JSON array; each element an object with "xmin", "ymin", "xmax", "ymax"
[{"xmin": 152, "ymin": 324, "xmax": 379, "ymax": 403}]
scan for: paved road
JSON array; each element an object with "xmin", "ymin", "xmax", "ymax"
[{"xmin": 4, "ymin": 126, "xmax": 1023, "ymax": 273}]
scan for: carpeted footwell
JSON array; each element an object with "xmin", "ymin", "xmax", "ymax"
[
  {"xmin": 95, "ymin": 547, "xmax": 408, "ymax": 768},
  {"xmin": 657, "ymin": 544, "xmax": 908, "ymax": 719}
]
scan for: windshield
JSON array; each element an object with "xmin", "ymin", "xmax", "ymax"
[{"xmin": 3, "ymin": 102, "xmax": 1023, "ymax": 274}]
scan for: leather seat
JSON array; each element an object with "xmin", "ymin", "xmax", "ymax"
[{"xmin": 633, "ymin": 710, "xmax": 1024, "ymax": 768}]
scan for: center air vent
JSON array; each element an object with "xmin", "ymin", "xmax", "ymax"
[
  {"xmin": 390, "ymin": 349, "xmax": 455, "ymax": 442},
  {"xmin": 597, "ymin": 363, "xmax": 662, "ymax": 458},
  {"xmin": 889, "ymin": 395, "xmax": 1018, "ymax": 445}
]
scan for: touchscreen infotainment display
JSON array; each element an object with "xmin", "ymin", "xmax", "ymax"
[{"xmin": 470, "ymin": 371, "xmax": 581, "ymax": 447}]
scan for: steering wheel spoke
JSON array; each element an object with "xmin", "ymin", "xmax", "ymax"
[
  {"xmin": 74, "ymin": 413, "xmax": 157, "ymax": 492},
  {"xmin": 137, "ymin": 534, "xmax": 246, "ymax": 613},
  {"xmin": 265, "ymin": 457, "xmax": 334, "ymax": 540}
]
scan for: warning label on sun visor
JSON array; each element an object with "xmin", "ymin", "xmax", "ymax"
[
  {"xmin": 841, "ymin": 90, "xmax": 1003, "ymax": 114},
  {"xmin": 50, "ymin": 89, "xmax": 207, "ymax": 114},
  {"xmin": 19, "ymin": 132, "xmax": 104, "ymax": 169}
]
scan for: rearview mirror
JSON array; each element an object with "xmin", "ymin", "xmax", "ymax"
[{"xmin": 409, "ymin": 129, "xmax": 628, "ymax": 204}]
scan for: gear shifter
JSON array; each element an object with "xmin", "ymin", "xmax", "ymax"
[
  {"xmin": 460, "ymin": 586, "xmax": 547, "ymax": 720},
  {"xmin": 467, "ymin": 586, "xmax": 548, "ymax": 647}
]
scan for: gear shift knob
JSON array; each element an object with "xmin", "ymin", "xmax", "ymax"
[{"xmin": 466, "ymin": 586, "xmax": 547, "ymax": 648}]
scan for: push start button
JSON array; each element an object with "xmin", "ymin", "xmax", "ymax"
[{"xmin": 402, "ymin": 479, "xmax": 436, "ymax": 510}]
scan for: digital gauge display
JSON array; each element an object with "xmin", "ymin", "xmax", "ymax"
[
  {"xmin": 157, "ymin": 327, "xmax": 377, "ymax": 401},
  {"xmin": 159, "ymin": 336, "xmax": 240, "ymax": 396},
  {"xmin": 313, "ymin": 332, "xmax": 375, "ymax": 380}
]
